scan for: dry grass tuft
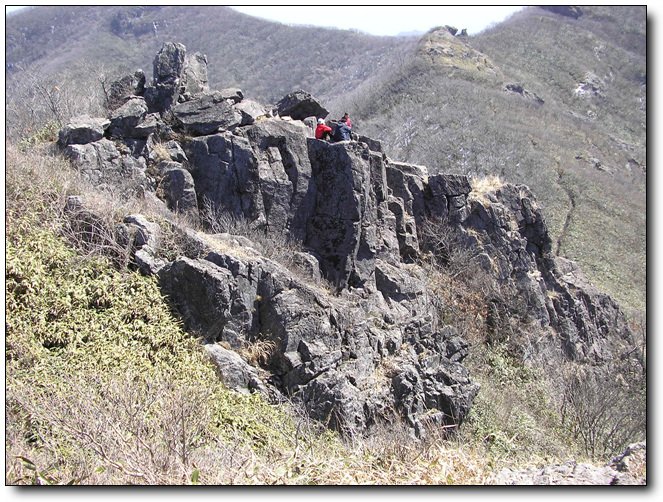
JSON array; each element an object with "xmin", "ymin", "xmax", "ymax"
[
  {"xmin": 239, "ymin": 338, "xmax": 277, "ymax": 367},
  {"xmin": 470, "ymin": 174, "xmax": 504, "ymax": 198}
]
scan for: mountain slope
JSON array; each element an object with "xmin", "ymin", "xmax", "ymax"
[
  {"xmin": 5, "ymin": 5, "xmax": 412, "ymax": 104},
  {"xmin": 338, "ymin": 6, "xmax": 646, "ymax": 312}
]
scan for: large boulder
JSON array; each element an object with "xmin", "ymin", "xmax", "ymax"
[
  {"xmin": 184, "ymin": 130, "xmax": 265, "ymax": 226},
  {"xmin": 423, "ymin": 176, "xmax": 640, "ymax": 369},
  {"xmin": 58, "ymin": 115, "xmax": 110, "ymax": 146},
  {"xmin": 108, "ymin": 97, "xmax": 156, "ymax": 139},
  {"xmin": 155, "ymin": 161, "xmax": 199, "ymax": 217},
  {"xmin": 238, "ymin": 118, "xmax": 317, "ymax": 240},
  {"xmin": 306, "ymin": 139, "xmax": 378, "ymax": 288},
  {"xmin": 235, "ymin": 99, "xmax": 268, "ymax": 126},
  {"xmin": 185, "ymin": 119, "xmax": 317, "ymax": 241},
  {"xmin": 157, "ymin": 234, "xmax": 478, "ymax": 437},
  {"xmin": 204, "ymin": 344, "xmax": 265, "ymax": 395},
  {"xmin": 276, "ymin": 90, "xmax": 329, "ymax": 121},
  {"xmin": 179, "ymin": 52, "xmax": 209, "ymax": 100},
  {"xmin": 171, "ymin": 90, "xmax": 244, "ymax": 135},
  {"xmin": 63, "ymin": 138, "xmax": 149, "ymax": 194}
]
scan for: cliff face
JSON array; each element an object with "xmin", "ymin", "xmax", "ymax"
[{"xmin": 57, "ymin": 43, "xmax": 641, "ymax": 437}]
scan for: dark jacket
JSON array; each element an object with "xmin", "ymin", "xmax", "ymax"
[{"xmin": 332, "ymin": 121, "xmax": 352, "ymax": 142}]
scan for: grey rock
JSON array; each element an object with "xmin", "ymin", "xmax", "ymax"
[
  {"xmin": 108, "ymin": 97, "xmax": 150, "ymax": 139},
  {"xmin": 179, "ymin": 52, "xmax": 209, "ymax": 100},
  {"xmin": 276, "ymin": 90, "xmax": 329, "ymax": 121},
  {"xmin": 134, "ymin": 245, "xmax": 167, "ymax": 275},
  {"xmin": 204, "ymin": 343, "xmax": 265, "ymax": 395},
  {"xmin": 63, "ymin": 138, "xmax": 148, "ymax": 195},
  {"xmin": 107, "ymin": 69, "xmax": 146, "ymax": 110},
  {"xmin": 358, "ymin": 135, "xmax": 384, "ymax": 153},
  {"xmin": 123, "ymin": 214, "xmax": 161, "ymax": 250},
  {"xmin": 171, "ymin": 90, "xmax": 243, "ymax": 135},
  {"xmin": 504, "ymin": 83, "xmax": 545, "ymax": 105},
  {"xmin": 428, "ymin": 173, "xmax": 472, "ymax": 198},
  {"xmin": 239, "ymin": 119, "xmax": 316, "ymax": 239},
  {"xmin": 494, "ymin": 441, "xmax": 645, "ymax": 485},
  {"xmin": 493, "ymin": 461, "xmax": 613, "ymax": 485},
  {"xmin": 424, "ymin": 177, "xmax": 640, "ymax": 369},
  {"xmin": 157, "ymin": 242, "xmax": 477, "ymax": 437},
  {"xmin": 302, "ymin": 116, "xmax": 318, "ymax": 137},
  {"xmin": 147, "ymin": 137, "xmax": 188, "ymax": 164},
  {"xmin": 290, "ymin": 251, "xmax": 322, "ymax": 282},
  {"xmin": 144, "ymin": 42, "xmax": 187, "ymax": 113},
  {"xmin": 59, "ymin": 42, "xmax": 639, "ymax": 445},
  {"xmin": 374, "ymin": 259, "xmax": 428, "ymax": 313},
  {"xmin": 153, "ymin": 42, "xmax": 186, "ymax": 83},
  {"xmin": 58, "ymin": 115, "xmax": 110, "ymax": 146},
  {"xmin": 155, "ymin": 161, "xmax": 199, "ymax": 217},
  {"xmin": 234, "ymin": 99, "xmax": 268, "ymax": 126},
  {"xmin": 306, "ymin": 139, "xmax": 377, "ymax": 288},
  {"xmin": 65, "ymin": 195, "xmax": 84, "ymax": 212},
  {"xmin": 387, "ymin": 195, "xmax": 420, "ymax": 262}
]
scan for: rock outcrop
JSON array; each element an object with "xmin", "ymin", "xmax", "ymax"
[
  {"xmin": 276, "ymin": 90, "xmax": 330, "ymax": 121},
  {"xmin": 56, "ymin": 42, "xmax": 639, "ymax": 439},
  {"xmin": 540, "ymin": 6, "xmax": 583, "ymax": 19},
  {"xmin": 493, "ymin": 441, "xmax": 645, "ymax": 485}
]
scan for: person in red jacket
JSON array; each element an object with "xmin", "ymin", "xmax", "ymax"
[{"xmin": 315, "ymin": 118, "xmax": 333, "ymax": 141}]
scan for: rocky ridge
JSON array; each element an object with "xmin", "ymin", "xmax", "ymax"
[{"xmin": 56, "ymin": 42, "xmax": 641, "ymax": 441}]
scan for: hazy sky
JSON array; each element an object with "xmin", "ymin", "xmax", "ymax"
[
  {"xmin": 6, "ymin": 4, "xmax": 523, "ymax": 36},
  {"xmin": 230, "ymin": 6, "xmax": 524, "ymax": 36}
]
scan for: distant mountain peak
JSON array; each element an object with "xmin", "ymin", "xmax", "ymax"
[{"xmin": 417, "ymin": 26, "xmax": 502, "ymax": 79}]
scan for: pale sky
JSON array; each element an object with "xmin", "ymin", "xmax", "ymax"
[
  {"xmin": 6, "ymin": 4, "xmax": 524, "ymax": 36},
  {"xmin": 230, "ymin": 5, "xmax": 524, "ymax": 36}
]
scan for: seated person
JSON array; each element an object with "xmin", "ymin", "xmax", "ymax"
[
  {"xmin": 315, "ymin": 118, "xmax": 333, "ymax": 141},
  {"xmin": 332, "ymin": 118, "xmax": 352, "ymax": 142}
]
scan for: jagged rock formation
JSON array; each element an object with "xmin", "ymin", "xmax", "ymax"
[{"xmin": 57, "ymin": 42, "xmax": 640, "ymax": 438}]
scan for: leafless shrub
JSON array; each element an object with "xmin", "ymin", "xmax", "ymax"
[
  {"xmin": 419, "ymin": 217, "xmax": 479, "ymax": 282},
  {"xmin": 8, "ymin": 370, "xmax": 216, "ymax": 485},
  {"xmin": 6, "ymin": 61, "xmax": 107, "ymax": 143},
  {"xmin": 560, "ymin": 364, "xmax": 646, "ymax": 460},
  {"xmin": 61, "ymin": 205, "xmax": 132, "ymax": 269}
]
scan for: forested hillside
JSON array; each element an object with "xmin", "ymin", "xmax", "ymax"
[{"xmin": 339, "ymin": 6, "xmax": 646, "ymax": 313}]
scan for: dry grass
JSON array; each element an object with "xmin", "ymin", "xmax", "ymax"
[
  {"xmin": 470, "ymin": 174, "xmax": 504, "ymax": 196},
  {"xmin": 238, "ymin": 338, "xmax": 277, "ymax": 367}
]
